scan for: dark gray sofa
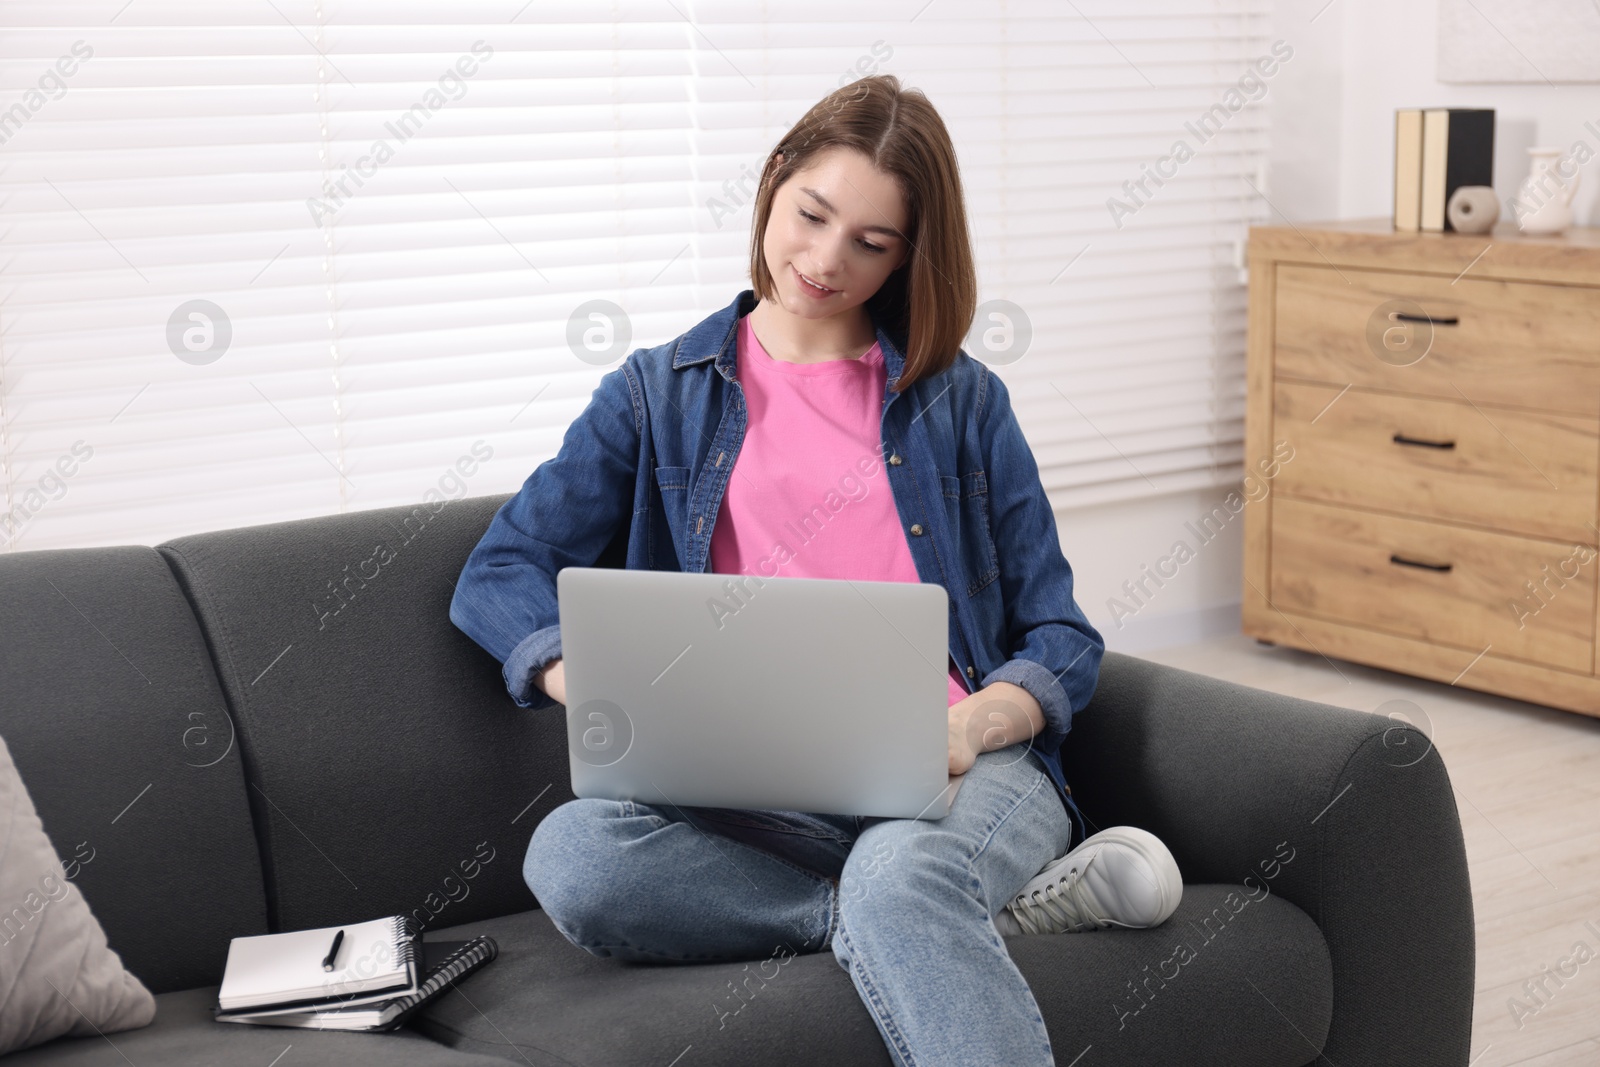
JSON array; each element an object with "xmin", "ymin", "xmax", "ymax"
[{"xmin": 0, "ymin": 491, "xmax": 1475, "ymax": 1065}]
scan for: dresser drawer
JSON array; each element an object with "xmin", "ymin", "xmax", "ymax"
[
  {"xmin": 1270, "ymin": 496, "xmax": 1595, "ymax": 673},
  {"xmin": 1274, "ymin": 263, "xmax": 1600, "ymax": 417},
  {"xmin": 1273, "ymin": 380, "xmax": 1600, "ymax": 543}
]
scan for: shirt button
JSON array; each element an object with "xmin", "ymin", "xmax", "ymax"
[
  {"xmin": 910, "ymin": 523, "xmax": 923, "ymax": 536},
  {"xmin": 966, "ymin": 666, "xmax": 975, "ymax": 678},
  {"xmin": 888, "ymin": 454, "xmax": 902, "ymax": 465}
]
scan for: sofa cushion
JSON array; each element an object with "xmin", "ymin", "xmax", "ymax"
[
  {"xmin": 0, "ymin": 986, "xmax": 521, "ymax": 1067},
  {"xmin": 410, "ymin": 890, "xmax": 1332, "ymax": 1067},
  {"xmin": 0, "ymin": 733, "xmax": 155, "ymax": 1056},
  {"xmin": 0, "ymin": 547, "xmax": 269, "ymax": 993},
  {"xmin": 157, "ymin": 494, "xmax": 572, "ymax": 935}
]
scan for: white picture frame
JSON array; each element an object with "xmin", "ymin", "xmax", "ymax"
[{"xmin": 1438, "ymin": 0, "xmax": 1600, "ymax": 83}]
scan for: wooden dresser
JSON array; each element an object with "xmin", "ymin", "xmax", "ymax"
[{"xmin": 1242, "ymin": 218, "xmax": 1600, "ymax": 718}]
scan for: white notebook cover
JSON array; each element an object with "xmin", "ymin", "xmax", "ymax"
[
  {"xmin": 214, "ymin": 937, "xmax": 499, "ymax": 1031},
  {"xmin": 217, "ymin": 915, "xmax": 417, "ymax": 1012}
]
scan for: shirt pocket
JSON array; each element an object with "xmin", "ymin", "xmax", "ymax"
[
  {"xmin": 941, "ymin": 469, "xmax": 1000, "ymax": 597},
  {"xmin": 652, "ymin": 465, "xmax": 693, "ymax": 562},
  {"xmin": 653, "ymin": 465, "xmax": 692, "ymax": 492}
]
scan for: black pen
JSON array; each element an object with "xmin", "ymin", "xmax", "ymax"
[{"xmin": 321, "ymin": 929, "xmax": 344, "ymax": 972}]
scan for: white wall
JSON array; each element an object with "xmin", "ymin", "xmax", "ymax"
[
  {"xmin": 1073, "ymin": 0, "xmax": 1600, "ymax": 658},
  {"xmin": 1063, "ymin": 486, "xmax": 1247, "ymax": 656},
  {"xmin": 1270, "ymin": 0, "xmax": 1598, "ymax": 224}
]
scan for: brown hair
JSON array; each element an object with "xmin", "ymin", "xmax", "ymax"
[{"xmin": 748, "ymin": 75, "xmax": 977, "ymax": 393}]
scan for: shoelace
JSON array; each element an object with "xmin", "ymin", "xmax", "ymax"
[{"xmin": 1010, "ymin": 851, "xmax": 1103, "ymax": 935}]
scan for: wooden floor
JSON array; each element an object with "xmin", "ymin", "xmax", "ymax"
[{"xmin": 1136, "ymin": 633, "xmax": 1600, "ymax": 1067}]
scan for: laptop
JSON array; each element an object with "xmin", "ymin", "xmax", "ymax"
[{"xmin": 555, "ymin": 567, "xmax": 968, "ymax": 820}]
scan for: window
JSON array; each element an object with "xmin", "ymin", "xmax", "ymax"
[{"xmin": 0, "ymin": 0, "xmax": 1272, "ymax": 549}]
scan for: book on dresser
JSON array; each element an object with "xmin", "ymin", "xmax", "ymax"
[
  {"xmin": 1392, "ymin": 108, "xmax": 1494, "ymax": 233},
  {"xmin": 212, "ymin": 915, "xmax": 498, "ymax": 1031},
  {"xmin": 1242, "ymin": 218, "xmax": 1600, "ymax": 721},
  {"xmin": 1393, "ymin": 109, "xmax": 1424, "ymax": 232},
  {"xmin": 1419, "ymin": 108, "xmax": 1494, "ymax": 232}
]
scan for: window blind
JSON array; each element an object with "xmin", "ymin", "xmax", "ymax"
[{"xmin": 0, "ymin": 0, "xmax": 1273, "ymax": 551}]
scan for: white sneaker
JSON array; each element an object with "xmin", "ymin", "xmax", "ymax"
[{"xmin": 994, "ymin": 825, "xmax": 1182, "ymax": 936}]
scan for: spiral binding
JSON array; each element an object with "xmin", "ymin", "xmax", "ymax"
[
  {"xmin": 383, "ymin": 936, "xmax": 499, "ymax": 1029},
  {"xmin": 416, "ymin": 940, "xmax": 494, "ymax": 1001},
  {"xmin": 390, "ymin": 914, "xmax": 419, "ymax": 979}
]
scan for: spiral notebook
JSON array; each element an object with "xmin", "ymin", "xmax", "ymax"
[
  {"xmin": 216, "ymin": 915, "xmax": 421, "ymax": 1014},
  {"xmin": 215, "ymin": 936, "xmax": 498, "ymax": 1031}
]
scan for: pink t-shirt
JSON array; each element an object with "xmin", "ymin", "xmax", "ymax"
[{"xmin": 708, "ymin": 312, "xmax": 970, "ymax": 707}]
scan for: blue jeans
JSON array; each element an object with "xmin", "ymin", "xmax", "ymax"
[{"xmin": 524, "ymin": 746, "xmax": 1075, "ymax": 1066}]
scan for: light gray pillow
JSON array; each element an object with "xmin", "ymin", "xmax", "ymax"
[{"xmin": 0, "ymin": 733, "xmax": 155, "ymax": 1055}]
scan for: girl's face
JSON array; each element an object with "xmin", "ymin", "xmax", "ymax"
[{"xmin": 762, "ymin": 145, "xmax": 911, "ymax": 322}]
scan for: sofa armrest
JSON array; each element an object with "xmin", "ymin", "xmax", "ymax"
[{"xmin": 1063, "ymin": 651, "xmax": 1474, "ymax": 1067}]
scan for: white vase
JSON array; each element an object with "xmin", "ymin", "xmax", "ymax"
[{"xmin": 1513, "ymin": 147, "xmax": 1580, "ymax": 236}]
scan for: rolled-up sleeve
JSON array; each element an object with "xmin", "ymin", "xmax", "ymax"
[
  {"xmin": 973, "ymin": 367, "xmax": 1105, "ymax": 753},
  {"xmin": 449, "ymin": 361, "xmax": 642, "ymax": 710}
]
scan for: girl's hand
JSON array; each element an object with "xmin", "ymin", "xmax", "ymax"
[
  {"xmin": 948, "ymin": 683, "xmax": 1045, "ymax": 775},
  {"xmin": 535, "ymin": 659, "xmax": 567, "ymax": 705},
  {"xmin": 948, "ymin": 697, "xmax": 983, "ymax": 776}
]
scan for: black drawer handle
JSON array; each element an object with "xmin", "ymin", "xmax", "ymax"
[
  {"xmin": 1392, "ymin": 432, "xmax": 1456, "ymax": 449},
  {"xmin": 1390, "ymin": 553, "xmax": 1452, "ymax": 573},
  {"xmin": 1390, "ymin": 312, "xmax": 1459, "ymax": 326}
]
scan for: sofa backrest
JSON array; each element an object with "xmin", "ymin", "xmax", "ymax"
[
  {"xmin": 157, "ymin": 492, "xmax": 590, "ymax": 937},
  {"xmin": 0, "ymin": 546, "xmax": 269, "ymax": 994}
]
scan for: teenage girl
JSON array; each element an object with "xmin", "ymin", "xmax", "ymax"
[{"xmin": 454, "ymin": 74, "xmax": 1181, "ymax": 1067}]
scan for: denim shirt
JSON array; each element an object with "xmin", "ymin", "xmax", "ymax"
[{"xmin": 450, "ymin": 288, "xmax": 1104, "ymax": 843}]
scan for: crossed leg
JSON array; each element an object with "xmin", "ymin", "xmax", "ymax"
[{"xmin": 523, "ymin": 746, "xmax": 1072, "ymax": 1065}]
